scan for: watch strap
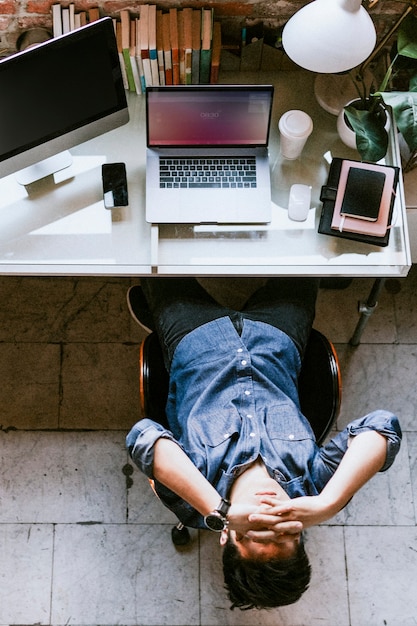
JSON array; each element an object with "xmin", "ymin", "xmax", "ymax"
[{"xmin": 216, "ymin": 497, "xmax": 231, "ymax": 518}]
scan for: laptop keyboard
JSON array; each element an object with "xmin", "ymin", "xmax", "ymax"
[{"xmin": 159, "ymin": 157, "xmax": 257, "ymax": 189}]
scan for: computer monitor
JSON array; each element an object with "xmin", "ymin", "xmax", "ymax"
[{"xmin": 0, "ymin": 17, "xmax": 129, "ymax": 185}]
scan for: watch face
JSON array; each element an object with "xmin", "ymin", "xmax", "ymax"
[{"xmin": 205, "ymin": 513, "xmax": 225, "ymax": 532}]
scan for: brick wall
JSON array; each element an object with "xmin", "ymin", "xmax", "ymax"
[{"xmin": 0, "ymin": 0, "xmax": 407, "ymax": 54}]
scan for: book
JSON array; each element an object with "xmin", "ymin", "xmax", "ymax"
[
  {"xmin": 318, "ymin": 158, "xmax": 400, "ymax": 247},
  {"xmin": 135, "ymin": 18, "xmax": 146, "ymax": 93},
  {"xmin": 156, "ymin": 10, "xmax": 166, "ymax": 85},
  {"xmin": 116, "ymin": 20, "xmax": 129, "ymax": 90},
  {"xmin": 210, "ymin": 21, "xmax": 221, "ymax": 84},
  {"xmin": 78, "ymin": 11, "xmax": 87, "ymax": 27},
  {"xmin": 339, "ymin": 166, "xmax": 386, "ymax": 221},
  {"xmin": 182, "ymin": 8, "xmax": 193, "ymax": 84},
  {"xmin": 148, "ymin": 4, "xmax": 159, "ymax": 86},
  {"xmin": 62, "ymin": 8, "xmax": 70, "ymax": 34},
  {"xmin": 129, "ymin": 19, "xmax": 143, "ymax": 95},
  {"xmin": 178, "ymin": 8, "xmax": 185, "ymax": 83},
  {"xmin": 331, "ymin": 160, "xmax": 397, "ymax": 237},
  {"xmin": 140, "ymin": 4, "xmax": 153, "ymax": 88},
  {"xmin": 162, "ymin": 11, "xmax": 173, "ymax": 85},
  {"xmin": 88, "ymin": 7, "xmax": 100, "ymax": 22},
  {"xmin": 52, "ymin": 4, "xmax": 63, "ymax": 37},
  {"xmin": 69, "ymin": 3, "xmax": 75, "ymax": 31},
  {"xmin": 169, "ymin": 8, "xmax": 180, "ymax": 85},
  {"xmin": 200, "ymin": 8, "xmax": 213, "ymax": 84},
  {"xmin": 191, "ymin": 9, "xmax": 201, "ymax": 84},
  {"xmin": 120, "ymin": 10, "xmax": 136, "ymax": 92}
]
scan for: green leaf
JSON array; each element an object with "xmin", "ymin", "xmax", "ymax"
[
  {"xmin": 410, "ymin": 73, "xmax": 417, "ymax": 92},
  {"xmin": 381, "ymin": 91, "xmax": 417, "ymax": 152},
  {"xmin": 378, "ymin": 61, "xmax": 395, "ymax": 93},
  {"xmin": 344, "ymin": 106, "xmax": 388, "ymax": 162},
  {"xmin": 397, "ymin": 14, "xmax": 417, "ymax": 60}
]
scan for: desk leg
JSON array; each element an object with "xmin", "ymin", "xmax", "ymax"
[
  {"xmin": 349, "ymin": 278, "xmax": 385, "ymax": 346},
  {"xmin": 150, "ymin": 224, "xmax": 159, "ymax": 274}
]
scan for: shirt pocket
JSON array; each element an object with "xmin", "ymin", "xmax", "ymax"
[
  {"xmin": 189, "ymin": 410, "xmax": 242, "ymax": 447},
  {"xmin": 265, "ymin": 402, "xmax": 314, "ymax": 441}
]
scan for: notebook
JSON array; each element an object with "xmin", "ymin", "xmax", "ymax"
[
  {"xmin": 330, "ymin": 159, "xmax": 397, "ymax": 237},
  {"xmin": 318, "ymin": 157, "xmax": 400, "ymax": 247},
  {"xmin": 145, "ymin": 85, "xmax": 274, "ymax": 224}
]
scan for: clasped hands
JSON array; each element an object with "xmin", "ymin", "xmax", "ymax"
[{"xmin": 228, "ymin": 494, "xmax": 333, "ymax": 544}]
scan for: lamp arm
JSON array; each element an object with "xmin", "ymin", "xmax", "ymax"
[{"xmin": 358, "ymin": 2, "xmax": 414, "ymax": 77}]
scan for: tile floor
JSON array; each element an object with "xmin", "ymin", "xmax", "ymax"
[{"xmin": 1, "ymin": 270, "xmax": 417, "ymax": 626}]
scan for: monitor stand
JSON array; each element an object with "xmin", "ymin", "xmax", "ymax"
[{"xmin": 15, "ymin": 150, "xmax": 73, "ymax": 186}]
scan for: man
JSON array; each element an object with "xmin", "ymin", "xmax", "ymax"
[{"xmin": 126, "ymin": 278, "xmax": 401, "ymax": 610}]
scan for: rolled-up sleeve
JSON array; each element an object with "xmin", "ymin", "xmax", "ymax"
[
  {"xmin": 126, "ymin": 419, "xmax": 177, "ymax": 478},
  {"xmin": 319, "ymin": 410, "xmax": 402, "ymax": 476},
  {"xmin": 345, "ymin": 410, "xmax": 402, "ymax": 471}
]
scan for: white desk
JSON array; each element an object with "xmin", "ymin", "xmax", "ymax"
[{"xmin": 0, "ymin": 70, "xmax": 411, "ymax": 278}]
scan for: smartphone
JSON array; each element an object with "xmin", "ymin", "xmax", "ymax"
[{"xmin": 102, "ymin": 162, "xmax": 128, "ymax": 209}]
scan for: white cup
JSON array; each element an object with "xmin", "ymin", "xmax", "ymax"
[{"xmin": 278, "ymin": 110, "xmax": 313, "ymax": 160}]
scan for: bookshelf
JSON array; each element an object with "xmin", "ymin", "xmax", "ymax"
[{"xmin": 51, "ymin": 3, "xmax": 222, "ymax": 91}]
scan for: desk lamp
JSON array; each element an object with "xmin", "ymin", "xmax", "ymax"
[
  {"xmin": 282, "ymin": 0, "xmax": 377, "ymax": 74},
  {"xmin": 283, "ymin": 0, "xmax": 415, "ymax": 115}
]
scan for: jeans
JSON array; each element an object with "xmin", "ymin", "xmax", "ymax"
[{"xmin": 140, "ymin": 278, "xmax": 319, "ymax": 370}]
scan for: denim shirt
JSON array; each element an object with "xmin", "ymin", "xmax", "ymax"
[{"xmin": 127, "ymin": 316, "xmax": 402, "ymax": 528}]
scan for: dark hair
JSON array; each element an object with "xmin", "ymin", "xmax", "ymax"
[{"xmin": 222, "ymin": 537, "xmax": 311, "ymax": 610}]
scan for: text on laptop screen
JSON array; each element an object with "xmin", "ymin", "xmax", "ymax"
[{"xmin": 146, "ymin": 86, "xmax": 273, "ymax": 147}]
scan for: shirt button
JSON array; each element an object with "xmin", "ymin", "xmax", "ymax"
[
  {"xmin": 244, "ymin": 390, "xmax": 251, "ymax": 396},
  {"xmin": 246, "ymin": 413, "xmax": 253, "ymax": 418},
  {"xmin": 237, "ymin": 348, "xmax": 243, "ymax": 353},
  {"xmin": 289, "ymin": 434, "xmax": 295, "ymax": 440},
  {"xmin": 250, "ymin": 432, "xmax": 256, "ymax": 437},
  {"xmin": 241, "ymin": 360, "xmax": 247, "ymax": 366}
]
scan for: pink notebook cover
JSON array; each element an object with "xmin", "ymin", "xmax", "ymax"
[{"xmin": 331, "ymin": 160, "xmax": 396, "ymax": 237}]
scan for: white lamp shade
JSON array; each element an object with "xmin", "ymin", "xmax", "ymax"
[{"xmin": 282, "ymin": 0, "xmax": 377, "ymax": 73}]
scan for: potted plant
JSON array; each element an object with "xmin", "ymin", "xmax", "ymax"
[{"xmin": 341, "ymin": 12, "xmax": 417, "ymax": 164}]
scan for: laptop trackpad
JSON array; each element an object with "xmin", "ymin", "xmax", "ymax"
[{"xmin": 146, "ymin": 187, "xmax": 270, "ymax": 224}]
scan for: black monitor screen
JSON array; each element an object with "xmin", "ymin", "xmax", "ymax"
[{"xmin": 0, "ymin": 17, "xmax": 128, "ymax": 177}]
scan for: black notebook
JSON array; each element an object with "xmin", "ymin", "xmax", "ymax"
[{"xmin": 340, "ymin": 167, "xmax": 386, "ymax": 221}]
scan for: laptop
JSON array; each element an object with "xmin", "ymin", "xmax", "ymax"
[{"xmin": 145, "ymin": 85, "xmax": 274, "ymax": 224}]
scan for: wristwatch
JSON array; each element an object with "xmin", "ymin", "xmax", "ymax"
[{"xmin": 204, "ymin": 497, "xmax": 231, "ymax": 532}]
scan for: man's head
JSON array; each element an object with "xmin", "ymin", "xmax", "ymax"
[
  {"xmin": 218, "ymin": 458, "xmax": 311, "ymax": 607},
  {"xmin": 222, "ymin": 534, "xmax": 311, "ymax": 610}
]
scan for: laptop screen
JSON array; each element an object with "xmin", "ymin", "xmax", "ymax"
[{"xmin": 146, "ymin": 85, "xmax": 274, "ymax": 148}]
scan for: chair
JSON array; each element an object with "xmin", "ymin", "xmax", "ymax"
[{"xmin": 138, "ymin": 328, "xmax": 342, "ymax": 545}]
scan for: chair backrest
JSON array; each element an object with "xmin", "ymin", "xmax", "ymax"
[
  {"xmin": 139, "ymin": 328, "xmax": 341, "ymax": 446},
  {"xmin": 298, "ymin": 328, "xmax": 342, "ymax": 444}
]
